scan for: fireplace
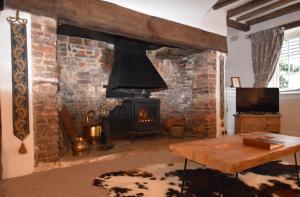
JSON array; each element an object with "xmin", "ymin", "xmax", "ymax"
[
  {"xmin": 104, "ymin": 38, "xmax": 166, "ymax": 140},
  {"xmin": 110, "ymin": 98, "xmax": 160, "ymax": 140},
  {"xmin": 10, "ymin": 13, "xmax": 221, "ymax": 164}
]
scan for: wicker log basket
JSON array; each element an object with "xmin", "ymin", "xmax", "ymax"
[{"xmin": 163, "ymin": 111, "xmax": 186, "ymax": 137}]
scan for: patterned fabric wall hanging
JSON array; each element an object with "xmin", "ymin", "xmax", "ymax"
[
  {"xmin": 219, "ymin": 55, "xmax": 225, "ymax": 135},
  {"xmin": 7, "ymin": 11, "xmax": 29, "ymax": 154}
]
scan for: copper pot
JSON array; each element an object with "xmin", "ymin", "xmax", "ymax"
[{"xmin": 72, "ymin": 137, "xmax": 89, "ymax": 156}]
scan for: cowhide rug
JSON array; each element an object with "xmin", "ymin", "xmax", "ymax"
[{"xmin": 93, "ymin": 160, "xmax": 300, "ymax": 197}]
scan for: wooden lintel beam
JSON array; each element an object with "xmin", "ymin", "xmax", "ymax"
[
  {"xmin": 227, "ymin": 0, "xmax": 273, "ymax": 18},
  {"xmin": 236, "ymin": 0, "xmax": 296, "ymax": 21},
  {"xmin": 213, "ymin": 0, "xmax": 240, "ymax": 10},
  {"xmin": 246, "ymin": 2, "xmax": 300, "ymax": 26},
  {"xmin": 6, "ymin": 0, "xmax": 227, "ymax": 53},
  {"xmin": 227, "ymin": 19, "xmax": 250, "ymax": 32}
]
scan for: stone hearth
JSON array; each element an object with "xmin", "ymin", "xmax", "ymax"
[
  {"xmin": 30, "ymin": 14, "xmax": 224, "ymax": 165},
  {"xmin": 34, "ymin": 134, "xmax": 200, "ymax": 172}
]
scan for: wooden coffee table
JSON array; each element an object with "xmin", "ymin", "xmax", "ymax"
[{"xmin": 169, "ymin": 132, "xmax": 300, "ymax": 195}]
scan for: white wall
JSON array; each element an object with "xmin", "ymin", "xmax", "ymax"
[
  {"xmin": 280, "ymin": 94, "xmax": 300, "ymax": 135},
  {"xmin": 103, "ymin": 0, "xmax": 227, "ymax": 36},
  {"xmin": 0, "ymin": 9, "xmax": 34, "ymax": 179},
  {"xmin": 226, "ymin": 10, "xmax": 300, "ymax": 135},
  {"xmin": 226, "ymin": 30, "xmax": 253, "ymax": 87}
]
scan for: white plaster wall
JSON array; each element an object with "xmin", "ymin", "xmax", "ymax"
[
  {"xmin": 0, "ymin": 9, "xmax": 34, "ymax": 179},
  {"xmin": 280, "ymin": 94, "xmax": 300, "ymax": 135},
  {"xmin": 226, "ymin": 10, "xmax": 300, "ymax": 135},
  {"xmin": 200, "ymin": 6, "xmax": 227, "ymax": 36},
  {"xmin": 226, "ymin": 30, "xmax": 253, "ymax": 87},
  {"xmin": 102, "ymin": 0, "xmax": 227, "ymax": 36}
]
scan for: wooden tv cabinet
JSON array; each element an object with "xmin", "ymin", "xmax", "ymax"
[{"xmin": 234, "ymin": 114, "xmax": 281, "ymax": 134}]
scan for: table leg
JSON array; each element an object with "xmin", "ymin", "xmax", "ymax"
[
  {"xmin": 235, "ymin": 172, "xmax": 238, "ymax": 179},
  {"xmin": 294, "ymin": 153, "xmax": 299, "ymax": 185},
  {"xmin": 180, "ymin": 159, "xmax": 188, "ymax": 196}
]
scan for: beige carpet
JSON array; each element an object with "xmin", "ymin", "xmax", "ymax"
[
  {"xmin": 0, "ymin": 148, "xmax": 298, "ymax": 197},
  {"xmin": 0, "ymin": 149, "xmax": 181, "ymax": 197}
]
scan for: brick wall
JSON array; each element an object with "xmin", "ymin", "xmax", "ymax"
[
  {"xmin": 150, "ymin": 49, "xmax": 217, "ymax": 136},
  {"xmin": 192, "ymin": 50, "xmax": 217, "ymax": 137},
  {"xmin": 57, "ymin": 38, "xmax": 217, "ymax": 136},
  {"xmin": 57, "ymin": 35, "xmax": 117, "ymax": 131},
  {"xmin": 149, "ymin": 49, "xmax": 194, "ymax": 129},
  {"xmin": 31, "ymin": 15, "xmax": 59, "ymax": 162}
]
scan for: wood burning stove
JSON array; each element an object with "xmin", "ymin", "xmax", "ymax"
[
  {"xmin": 110, "ymin": 98, "xmax": 161, "ymax": 140},
  {"xmin": 127, "ymin": 98, "xmax": 160, "ymax": 131},
  {"xmin": 105, "ymin": 38, "xmax": 167, "ymax": 140}
]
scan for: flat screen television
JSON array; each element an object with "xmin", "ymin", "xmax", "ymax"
[{"xmin": 236, "ymin": 88, "xmax": 279, "ymax": 114}]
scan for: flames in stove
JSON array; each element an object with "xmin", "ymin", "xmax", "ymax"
[
  {"xmin": 109, "ymin": 98, "xmax": 160, "ymax": 139},
  {"xmin": 137, "ymin": 107, "xmax": 154, "ymax": 123}
]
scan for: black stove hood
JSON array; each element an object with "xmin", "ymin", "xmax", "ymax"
[{"xmin": 106, "ymin": 39, "xmax": 167, "ymax": 98}]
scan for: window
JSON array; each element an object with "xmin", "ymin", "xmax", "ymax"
[{"xmin": 269, "ymin": 33, "xmax": 300, "ymax": 92}]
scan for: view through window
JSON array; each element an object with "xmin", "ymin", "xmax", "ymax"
[{"xmin": 270, "ymin": 28, "xmax": 300, "ymax": 92}]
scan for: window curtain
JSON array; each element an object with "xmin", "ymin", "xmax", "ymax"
[{"xmin": 249, "ymin": 27, "xmax": 284, "ymax": 87}]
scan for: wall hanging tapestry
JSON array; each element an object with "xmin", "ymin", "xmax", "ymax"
[
  {"xmin": 219, "ymin": 55, "xmax": 225, "ymax": 135},
  {"xmin": 7, "ymin": 10, "xmax": 29, "ymax": 154}
]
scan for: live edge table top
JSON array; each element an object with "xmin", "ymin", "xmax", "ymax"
[{"xmin": 169, "ymin": 132, "xmax": 300, "ymax": 174}]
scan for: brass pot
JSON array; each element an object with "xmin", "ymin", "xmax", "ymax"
[
  {"xmin": 86, "ymin": 110, "xmax": 102, "ymax": 144},
  {"xmin": 72, "ymin": 137, "xmax": 89, "ymax": 156},
  {"xmin": 88, "ymin": 125, "xmax": 102, "ymax": 145}
]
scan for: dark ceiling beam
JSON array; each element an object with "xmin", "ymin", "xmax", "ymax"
[
  {"xmin": 227, "ymin": 0, "xmax": 274, "ymax": 18},
  {"xmin": 246, "ymin": 2, "xmax": 300, "ymax": 25},
  {"xmin": 213, "ymin": 0, "xmax": 240, "ymax": 10},
  {"xmin": 227, "ymin": 18, "xmax": 250, "ymax": 31},
  {"xmin": 5, "ymin": 0, "xmax": 227, "ymax": 52},
  {"xmin": 281, "ymin": 19, "xmax": 300, "ymax": 30},
  {"xmin": 0, "ymin": 0, "xmax": 4, "ymax": 10},
  {"xmin": 236, "ymin": 0, "xmax": 296, "ymax": 21}
]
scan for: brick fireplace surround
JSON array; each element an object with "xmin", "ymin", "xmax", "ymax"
[{"xmin": 31, "ymin": 14, "xmax": 224, "ymax": 163}]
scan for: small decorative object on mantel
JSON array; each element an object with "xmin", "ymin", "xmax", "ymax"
[
  {"xmin": 7, "ymin": 10, "xmax": 29, "ymax": 154},
  {"xmin": 231, "ymin": 76, "xmax": 241, "ymax": 88}
]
